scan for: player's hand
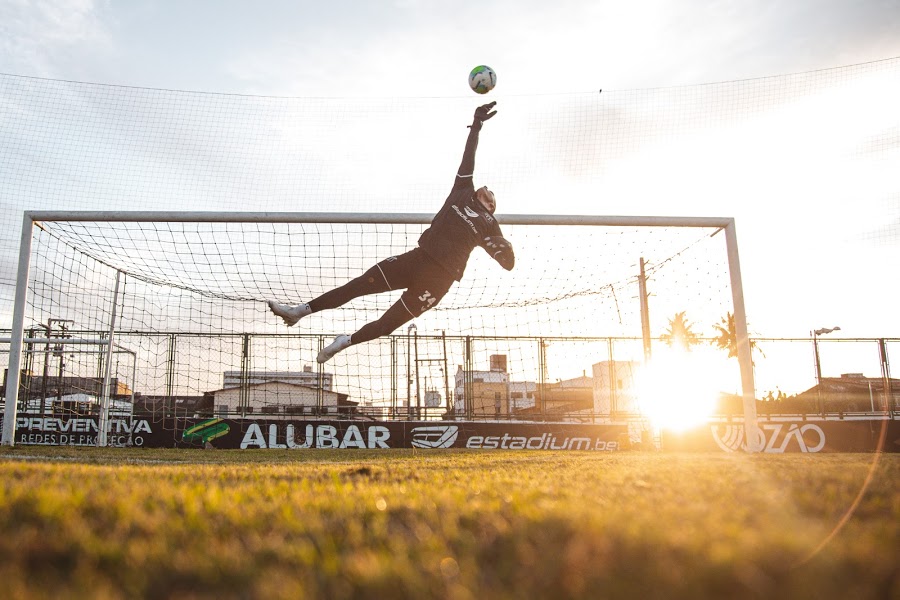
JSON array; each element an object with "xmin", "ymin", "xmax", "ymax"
[
  {"xmin": 484, "ymin": 236, "xmax": 510, "ymax": 252},
  {"xmin": 484, "ymin": 236, "xmax": 515, "ymax": 270},
  {"xmin": 474, "ymin": 101, "xmax": 497, "ymax": 123}
]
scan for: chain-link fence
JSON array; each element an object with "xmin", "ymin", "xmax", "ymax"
[{"xmin": 3, "ymin": 330, "xmax": 897, "ymax": 423}]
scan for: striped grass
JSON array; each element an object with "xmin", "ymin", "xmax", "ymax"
[{"xmin": 0, "ymin": 448, "xmax": 897, "ymax": 599}]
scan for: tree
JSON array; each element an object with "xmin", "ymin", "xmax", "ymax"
[
  {"xmin": 660, "ymin": 311, "xmax": 701, "ymax": 351},
  {"xmin": 711, "ymin": 312, "xmax": 763, "ymax": 361}
]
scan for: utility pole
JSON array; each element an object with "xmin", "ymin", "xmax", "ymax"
[
  {"xmin": 878, "ymin": 338, "xmax": 893, "ymax": 416},
  {"xmin": 414, "ymin": 328, "xmax": 421, "ymax": 419},
  {"xmin": 638, "ymin": 258, "xmax": 651, "ymax": 361},
  {"xmin": 406, "ymin": 323, "xmax": 416, "ymax": 419},
  {"xmin": 47, "ymin": 319, "xmax": 74, "ymax": 415}
]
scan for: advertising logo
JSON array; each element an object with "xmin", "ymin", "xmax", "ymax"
[
  {"xmin": 240, "ymin": 423, "xmax": 392, "ymax": 449},
  {"xmin": 712, "ymin": 422, "xmax": 826, "ymax": 453},
  {"xmin": 182, "ymin": 418, "xmax": 231, "ymax": 444},
  {"xmin": 15, "ymin": 416, "xmax": 153, "ymax": 447},
  {"xmin": 712, "ymin": 424, "xmax": 751, "ymax": 452},
  {"xmin": 451, "ymin": 205, "xmax": 478, "ymax": 234},
  {"xmin": 410, "ymin": 425, "xmax": 459, "ymax": 449},
  {"xmin": 465, "ymin": 431, "xmax": 617, "ymax": 451}
]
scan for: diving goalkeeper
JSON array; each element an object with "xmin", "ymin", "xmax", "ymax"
[{"xmin": 268, "ymin": 101, "xmax": 515, "ymax": 363}]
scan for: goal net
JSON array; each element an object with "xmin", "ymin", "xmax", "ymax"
[
  {"xmin": 2, "ymin": 211, "xmax": 759, "ymax": 445},
  {"xmin": 4, "ymin": 59, "xmax": 899, "ymax": 450}
]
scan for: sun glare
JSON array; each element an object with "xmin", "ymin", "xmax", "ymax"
[{"xmin": 636, "ymin": 346, "xmax": 730, "ymax": 432}]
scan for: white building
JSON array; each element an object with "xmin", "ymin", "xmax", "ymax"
[
  {"xmin": 20, "ymin": 393, "xmax": 132, "ymax": 416},
  {"xmin": 453, "ymin": 365, "xmax": 510, "ymax": 414},
  {"xmin": 592, "ymin": 360, "xmax": 640, "ymax": 417},
  {"xmin": 508, "ymin": 381, "xmax": 537, "ymax": 410},
  {"xmin": 222, "ymin": 365, "xmax": 333, "ymax": 391},
  {"xmin": 354, "ymin": 398, "xmax": 391, "ymax": 419},
  {"xmin": 209, "ymin": 380, "xmax": 348, "ymax": 418},
  {"xmin": 453, "ymin": 355, "xmax": 544, "ymax": 416}
]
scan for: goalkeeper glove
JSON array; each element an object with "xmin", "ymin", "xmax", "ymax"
[{"xmin": 484, "ymin": 236, "xmax": 515, "ymax": 271}]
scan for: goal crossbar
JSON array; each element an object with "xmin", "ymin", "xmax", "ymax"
[{"xmin": 24, "ymin": 210, "xmax": 736, "ymax": 228}]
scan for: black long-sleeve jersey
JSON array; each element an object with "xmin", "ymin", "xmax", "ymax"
[{"xmin": 417, "ymin": 122, "xmax": 509, "ymax": 281}]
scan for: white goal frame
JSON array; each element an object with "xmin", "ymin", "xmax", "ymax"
[{"xmin": 2, "ymin": 211, "xmax": 761, "ymax": 450}]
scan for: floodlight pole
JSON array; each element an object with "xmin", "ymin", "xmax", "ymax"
[{"xmin": 812, "ymin": 326, "xmax": 840, "ymax": 416}]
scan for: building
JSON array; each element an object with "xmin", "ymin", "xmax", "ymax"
[
  {"xmin": 2, "ymin": 370, "xmax": 132, "ymax": 400},
  {"xmin": 453, "ymin": 365, "xmax": 509, "ymax": 417},
  {"xmin": 2, "ymin": 369, "xmax": 135, "ymax": 417},
  {"xmin": 546, "ymin": 374, "xmax": 594, "ymax": 415},
  {"xmin": 592, "ymin": 360, "xmax": 640, "ymax": 417},
  {"xmin": 453, "ymin": 355, "xmax": 605, "ymax": 419},
  {"xmin": 453, "ymin": 354, "xmax": 512, "ymax": 417},
  {"xmin": 458, "ymin": 366, "xmax": 593, "ymax": 419},
  {"xmin": 509, "ymin": 381, "xmax": 537, "ymax": 410},
  {"xmin": 515, "ymin": 375, "xmax": 595, "ymax": 419},
  {"xmin": 17, "ymin": 393, "xmax": 132, "ymax": 417},
  {"xmin": 354, "ymin": 398, "xmax": 391, "ymax": 420},
  {"xmin": 776, "ymin": 373, "xmax": 899, "ymax": 414},
  {"xmin": 208, "ymin": 380, "xmax": 355, "ymax": 418},
  {"xmin": 210, "ymin": 367, "xmax": 351, "ymax": 419},
  {"xmin": 133, "ymin": 394, "xmax": 212, "ymax": 417},
  {"xmin": 222, "ymin": 365, "xmax": 332, "ymax": 391}
]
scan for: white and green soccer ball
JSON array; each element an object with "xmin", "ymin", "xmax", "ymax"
[{"xmin": 468, "ymin": 65, "xmax": 497, "ymax": 94}]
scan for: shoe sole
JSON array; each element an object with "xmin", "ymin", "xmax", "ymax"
[
  {"xmin": 268, "ymin": 301, "xmax": 300, "ymax": 327},
  {"xmin": 317, "ymin": 337, "xmax": 349, "ymax": 364},
  {"xmin": 317, "ymin": 349, "xmax": 340, "ymax": 364}
]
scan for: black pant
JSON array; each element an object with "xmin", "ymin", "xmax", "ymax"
[{"xmin": 308, "ymin": 248, "xmax": 455, "ymax": 344}]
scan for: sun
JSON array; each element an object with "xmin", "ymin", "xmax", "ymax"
[{"xmin": 635, "ymin": 345, "xmax": 732, "ymax": 432}]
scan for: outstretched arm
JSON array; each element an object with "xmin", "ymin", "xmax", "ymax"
[{"xmin": 456, "ymin": 101, "xmax": 497, "ymax": 180}]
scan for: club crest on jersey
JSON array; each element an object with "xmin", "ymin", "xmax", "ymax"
[{"xmin": 464, "ymin": 206, "xmax": 480, "ymax": 218}]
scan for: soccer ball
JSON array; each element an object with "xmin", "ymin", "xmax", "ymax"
[{"xmin": 468, "ymin": 65, "xmax": 497, "ymax": 94}]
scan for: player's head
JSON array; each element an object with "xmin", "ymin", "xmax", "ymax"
[{"xmin": 475, "ymin": 186, "xmax": 496, "ymax": 214}]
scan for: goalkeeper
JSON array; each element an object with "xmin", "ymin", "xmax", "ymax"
[{"xmin": 268, "ymin": 101, "xmax": 515, "ymax": 363}]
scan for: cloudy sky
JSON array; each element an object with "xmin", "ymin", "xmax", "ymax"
[
  {"xmin": 3, "ymin": 0, "xmax": 899, "ymax": 95},
  {"xmin": 1, "ymin": 0, "xmax": 899, "ymax": 345}
]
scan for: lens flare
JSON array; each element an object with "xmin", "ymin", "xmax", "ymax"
[{"xmin": 636, "ymin": 346, "xmax": 733, "ymax": 431}]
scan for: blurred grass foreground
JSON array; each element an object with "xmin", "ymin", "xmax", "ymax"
[{"xmin": 0, "ymin": 448, "xmax": 897, "ymax": 599}]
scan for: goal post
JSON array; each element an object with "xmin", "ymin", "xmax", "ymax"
[
  {"xmin": 2, "ymin": 210, "xmax": 760, "ymax": 449},
  {"xmin": 2, "ymin": 213, "xmax": 35, "ymax": 447}
]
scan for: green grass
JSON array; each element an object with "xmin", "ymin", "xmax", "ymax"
[{"xmin": 0, "ymin": 448, "xmax": 897, "ymax": 599}]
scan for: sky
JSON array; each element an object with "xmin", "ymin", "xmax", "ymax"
[
  {"xmin": 1, "ymin": 0, "xmax": 899, "ymax": 348},
  {"xmin": 2, "ymin": 0, "xmax": 899, "ymax": 95}
]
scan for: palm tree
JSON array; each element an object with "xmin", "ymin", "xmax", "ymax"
[
  {"xmin": 711, "ymin": 312, "xmax": 763, "ymax": 361},
  {"xmin": 660, "ymin": 311, "xmax": 701, "ymax": 351}
]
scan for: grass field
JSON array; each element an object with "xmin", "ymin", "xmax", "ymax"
[{"xmin": 0, "ymin": 448, "xmax": 897, "ymax": 599}]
